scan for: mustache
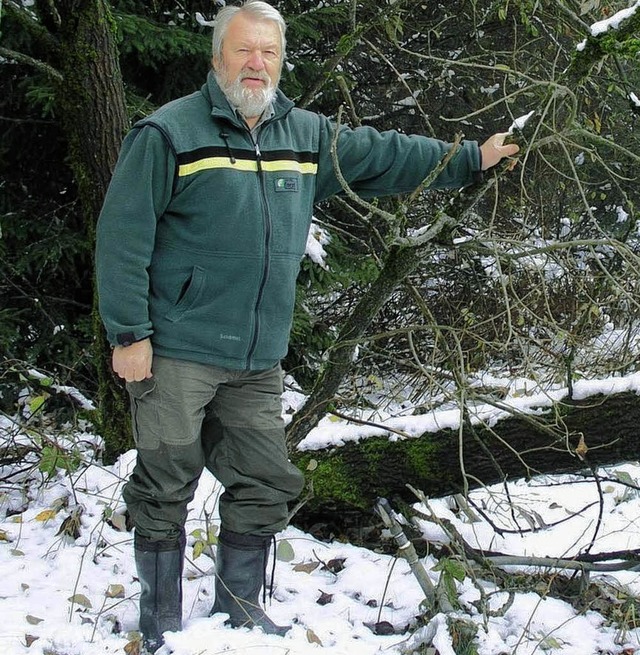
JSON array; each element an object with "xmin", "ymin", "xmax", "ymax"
[{"xmin": 239, "ymin": 70, "xmax": 271, "ymax": 83}]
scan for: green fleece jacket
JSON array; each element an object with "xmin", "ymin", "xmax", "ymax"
[{"xmin": 96, "ymin": 71, "xmax": 482, "ymax": 370}]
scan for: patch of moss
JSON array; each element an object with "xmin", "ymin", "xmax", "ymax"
[
  {"xmin": 297, "ymin": 453, "xmax": 368, "ymax": 508},
  {"xmin": 360, "ymin": 437, "xmax": 392, "ymax": 469},
  {"xmin": 405, "ymin": 433, "xmax": 444, "ymax": 481}
]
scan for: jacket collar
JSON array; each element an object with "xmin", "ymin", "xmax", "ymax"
[{"xmin": 202, "ymin": 70, "xmax": 294, "ymax": 129}]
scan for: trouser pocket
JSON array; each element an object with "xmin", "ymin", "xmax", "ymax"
[{"xmin": 127, "ymin": 378, "xmax": 158, "ymax": 449}]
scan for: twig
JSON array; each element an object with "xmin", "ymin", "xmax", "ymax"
[{"xmin": 407, "ymin": 485, "xmax": 640, "ymax": 573}]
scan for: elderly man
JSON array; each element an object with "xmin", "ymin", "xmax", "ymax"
[{"xmin": 96, "ymin": 1, "xmax": 518, "ymax": 651}]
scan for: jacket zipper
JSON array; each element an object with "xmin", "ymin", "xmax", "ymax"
[{"xmin": 246, "ymin": 137, "xmax": 272, "ymax": 369}]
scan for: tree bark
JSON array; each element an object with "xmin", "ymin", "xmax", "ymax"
[
  {"xmin": 55, "ymin": 0, "xmax": 131, "ymax": 461},
  {"xmin": 291, "ymin": 390, "xmax": 640, "ymax": 518}
]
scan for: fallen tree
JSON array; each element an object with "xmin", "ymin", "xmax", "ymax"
[{"xmin": 291, "ymin": 389, "xmax": 640, "ymax": 519}]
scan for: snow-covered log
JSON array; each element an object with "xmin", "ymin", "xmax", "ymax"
[{"xmin": 292, "ymin": 390, "xmax": 640, "ymax": 518}]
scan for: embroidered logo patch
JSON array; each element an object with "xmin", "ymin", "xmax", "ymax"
[
  {"xmin": 219, "ymin": 333, "xmax": 241, "ymax": 342},
  {"xmin": 274, "ymin": 177, "xmax": 299, "ymax": 192}
]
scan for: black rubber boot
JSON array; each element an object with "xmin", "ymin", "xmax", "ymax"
[
  {"xmin": 211, "ymin": 528, "xmax": 290, "ymax": 636},
  {"xmin": 134, "ymin": 531, "xmax": 185, "ymax": 653}
]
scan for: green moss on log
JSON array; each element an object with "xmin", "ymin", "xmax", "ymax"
[
  {"xmin": 291, "ymin": 392, "xmax": 640, "ymax": 518},
  {"xmin": 569, "ymin": 10, "xmax": 640, "ymax": 81},
  {"xmin": 297, "ymin": 452, "xmax": 369, "ymax": 508},
  {"xmin": 293, "ymin": 431, "xmax": 451, "ymax": 511},
  {"xmin": 405, "ymin": 434, "xmax": 454, "ymax": 487}
]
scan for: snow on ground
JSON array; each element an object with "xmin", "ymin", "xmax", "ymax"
[{"xmin": 2, "ymin": 375, "xmax": 640, "ymax": 654}]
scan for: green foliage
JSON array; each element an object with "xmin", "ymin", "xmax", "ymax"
[
  {"xmin": 0, "ymin": 360, "xmax": 99, "ymax": 484},
  {"xmin": 286, "ymin": 227, "xmax": 379, "ymax": 388},
  {"xmin": 115, "ymin": 12, "xmax": 210, "ymax": 69},
  {"xmin": 39, "ymin": 444, "xmax": 82, "ymax": 478},
  {"xmin": 112, "ymin": 6, "xmax": 211, "ymax": 104},
  {"xmin": 279, "ymin": 1, "xmax": 351, "ymax": 103},
  {"xmin": 433, "ymin": 557, "xmax": 466, "ymax": 610},
  {"xmin": 190, "ymin": 525, "xmax": 218, "ymax": 560},
  {"xmin": 0, "ymin": 194, "xmax": 94, "ymax": 368},
  {"xmin": 276, "ymin": 539, "xmax": 296, "ymax": 562},
  {"xmin": 23, "ymin": 76, "xmax": 58, "ymax": 118}
]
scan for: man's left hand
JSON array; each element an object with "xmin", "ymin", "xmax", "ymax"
[{"xmin": 480, "ymin": 133, "xmax": 520, "ymax": 171}]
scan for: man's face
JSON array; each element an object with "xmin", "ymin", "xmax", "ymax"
[{"xmin": 213, "ymin": 13, "xmax": 282, "ymax": 121}]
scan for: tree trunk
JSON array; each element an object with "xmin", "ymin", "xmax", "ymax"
[
  {"xmin": 55, "ymin": 0, "xmax": 131, "ymax": 461},
  {"xmin": 286, "ymin": 244, "xmax": 422, "ymax": 450},
  {"xmin": 291, "ymin": 390, "xmax": 640, "ymax": 519}
]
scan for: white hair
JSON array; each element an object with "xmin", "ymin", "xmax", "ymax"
[{"xmin": 212, "ymin": 1, "xmax": 287, "ymax": 60}]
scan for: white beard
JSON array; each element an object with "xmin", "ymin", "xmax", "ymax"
[{"xmin": 215, "ymin": 67, "xmax": 277, "ymax": 120}]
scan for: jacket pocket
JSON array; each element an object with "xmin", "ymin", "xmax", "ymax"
[{"xmin": 165, "ymin": 266, "xmax": 206, "ymax": 322}]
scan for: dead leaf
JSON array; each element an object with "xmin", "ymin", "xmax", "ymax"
[
  {"xmin": 374, "ymin": 621, "xmax": 395, "ymax": 635},
  {"xmin": 104, "ymin": 614, "xmax": 122, "ymax": 634},
  {"xmin": 56, "ymin": 512, "xmax": 82, "ymax": 540},
  {"xmin": 124, "ymin": 634, "xmax": 143, "ymax": 655},
  {"xmin": 108, "ymin": 512, "xmax": 129, "ymax": 532},
  {"xmin": 34, "ymin": 509, "xmax": 57, "ymax": 523},
  {"xmin": 364, "ymin": 620, "xmax": 395, "ymax": 635},
  {"xmin": 324, "ymin": 557, "xmax": 346, "ymax": 574},
  {"xmin": 105, "ymin": 584, "xmax": 125, "ymax": 599},
  {"xmin": 12, "ymin": 549, "xmax": 25, "ymax": 557},
  {"xmin": 68, "ymin": 593, "xmax": 92, "ymax": 609},
  {"xmin": 575, "ymin": 434, "xmax": 589, "ymax": 460},
  {"xmin": 293, "ymin": 561, "xmax": 321, "ymax": 574},
  {"xmin": 316, "ymin": 589, "xmax": 333, "ymax": 606},
  {"xmin": 25, "ymin": 634, "xmax": 40, "ymax": 647},
  {"xmin": 0, "ymin": 529, "xmax": 10, "ymax": 542},
  {"xmin": 51, "ymin": 496, "xmax": 69, "ymax": 511},
  {"xmin": 25, "ymin": 615, "xmax": 44, "ymax": 625},
  {"xmin": 306, "ymin": 628, "xmax": 323, "ymax": 646}
]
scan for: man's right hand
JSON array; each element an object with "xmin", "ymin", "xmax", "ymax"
[{"xmin": 112, "ymin": 338, "xmax": 153, "ymax": 382}]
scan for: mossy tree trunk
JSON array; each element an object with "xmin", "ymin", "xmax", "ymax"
[
  {"xmin": 55, "ymin": 0, "xmax": 131, "ymax": 461},
  {"xmin": 292, "ymin": 390, "xmax": 640, "ymax": 520}
]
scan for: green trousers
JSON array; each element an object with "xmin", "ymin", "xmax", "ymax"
[{"xmin": 122, "ymin": 356, "xmax": 304, "ymax": 540}]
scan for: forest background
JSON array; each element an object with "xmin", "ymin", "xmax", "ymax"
[
  {"xmin": 2, "ymin": 0, "xmax": 640, "ymax": 543},
  {"xmin": 3, "ymin": 1, "xmax": 640, "ymax": 653}
]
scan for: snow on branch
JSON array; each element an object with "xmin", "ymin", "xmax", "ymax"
[
  {"xmin": 574, "ymin": 0, "xmax": 640, "ymax": 64},
  {"xmin": 585, "ymin": 0, "xmax": 640, "ymax": 41}
]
